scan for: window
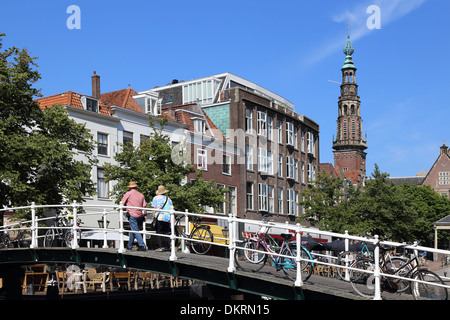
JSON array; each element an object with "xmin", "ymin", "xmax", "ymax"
[
  {"xmin": 97, "ymin": 168, "xmax": 109, "ymax": 199},
  {"xmin": 197, "ymin": 149, "xmax": 207, "ymax": 170},
  {"xmin": 301, "ymin": 131, "xmax": 305, "ymax": 152},
  {"xmin": 294, "ymin": 159, "xmax": 299, "ymax": 181},
  {"xmin": 245, "ymin": 109, "xmax": 253, "ymax": 133},
  {"xmin": 258, "ymin": 148, "xmax": 267, "ymax": 173},
  {"xmin": 287, "ymin": 156, "xmax": 295, "ymax": 179},
  {"xmin": 246, "ymin": 145, "xmax": 253, "ymax": 170},
  {"xmin": 301, "ymin": 162, "xmax": 305, "ymax": 183},
  {"xmin": 277, "ymin": 187, "xmax": 283, "ymax": 214},
  {"xmin": 267, "ymin": 116, "xmax": 273, "ymax": 140},
  {"xmin": 268, "ymin": 186, "xmax": 274, "ymax": 213},
  {"xmin": 278, "ymin": 154, "xmax": 283, "ymax": 177},
  {"xmin": 287, "ymin": 189, "xmax": 298, "ymax": 216},
  {"xmin": 222, "ymin": 154, "xmax": 231, "ymax": 175},
  {"xmin": 182, "ymin": 79, "xmax": 219, "ymax": 104},
  {"xmin": 193, "ymin": 118, "xmax": 206, "ymax": 133},
  {"xmin": 439, "ymin": 172, "xmax": 450, "ymax": 185},
  {"xmin": 307, "ymin": 132, "xmax": 315, "ymax": 155},
  {"xmin": 286, "ymin": 122, "xmax": 294, "ymax": 146},
  {"xmin": 277, "ymin": 120, "xmax": 282, "ymax": 143},
  {"xmin": 216, "ymin": 184, "xmax": 226, "ymax": 214},
  {"xmin": 267, "ymin": 151, "xmax": 273, "ymax": 175},
  {"xmin": 258, "ymin": 183, "xmax": 268, "ymax": 211},
  {"xmin": 86, "ymin": 97, "xmax": 98, "ymax": 112},
  {"xmin": 147, "ymin": 98, "xmax": 161, "ymax": 115},
  {"xmin": 307, "ymin": 163, "xmax": 316, "ymax": 182},
  {"xmin": 247, "ymin": 182, "xmax": 254, "ymax": 210},
  {"xmin": 228, "ymin": 186, "xmax": 237, "ymax": 214},
  {"xmin": 123, "ymin": 131, "xmax": 133, "ymax": 147},
  {"xmin": 257, "ymin": 111, "xmax": 267, "ymax": 136},
  {"xmin": 97, "ymin": 133, "xmax": 108, "ymax": 155}
]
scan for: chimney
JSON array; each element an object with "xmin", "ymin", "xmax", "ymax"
[{"xmin": 92, "ymin": 71, "xmax": 100, "ymax": 99}]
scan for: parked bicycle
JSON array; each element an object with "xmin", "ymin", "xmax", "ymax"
[
  {"xmin": 174, "ymin": 214, "xmax": 214, "ymax": 255},
  {"xmin": 234, "ymin": 216, "xmax": 314, "ymax": 282},
  {"xmin": 0, "ymin": 223, "xmax": 32, "ymax": 248},
  {"xmin": 43, "ymin": 214, "xmax": 81, "ymax": 247},
  {"xmin": 349, "ymin": 243, "xmax": 448, "ymax": 300}
]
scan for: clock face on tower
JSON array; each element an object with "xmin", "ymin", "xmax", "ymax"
[{"xmin": 343, "ymin": 86, "xmax": 349, "ymax": 92}]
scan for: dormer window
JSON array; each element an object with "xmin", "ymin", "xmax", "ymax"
[
  {"xmin": 192, "ymin": 117, "xmax": 206, "ymax": 134},
  {"xmin": 81, "ymin": 96, "xmax": 99, "ymax": 113},
  {"xmin": 147, "ymin": 98, "xmax": 161, "ymax": 116}
]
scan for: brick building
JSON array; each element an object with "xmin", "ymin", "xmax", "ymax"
[
  {"xmin": 142, "ymin": 73, "xmax": 320, "ymax": 224},
  {"xmin": 422, "ymin": 142, "xmax": 450, "ymax": 198}
]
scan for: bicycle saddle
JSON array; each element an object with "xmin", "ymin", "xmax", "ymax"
[{"xmin": 280, "ymin": 233, "xmax": 293, "ymax": 240}]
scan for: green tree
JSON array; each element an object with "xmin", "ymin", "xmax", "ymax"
[
  {"xmin": 398, "ymin": 183, "xmax": 450, "ymax": 246},
  {"xmin": 299, "ymin": 169, "xmax": 362, "ymax": 234},
  {"xmin": 0, "ymin": 34, "xmax": 97, "ymax": 219},
  {"xmin": 104, "ymin": 118, "xmax": 228, "ymax": 214},
  {"xmin": 354, "ymin": 164, "xmax": 416, "ymax": 242}
]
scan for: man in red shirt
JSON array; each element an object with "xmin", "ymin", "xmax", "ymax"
[{"xmin": 121, "ymin": 181, "xmax": 147, "ymax": 251}]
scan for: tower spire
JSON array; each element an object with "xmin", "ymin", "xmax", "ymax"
[{"xmin": 342, "ymin": 21, "xmax": 356, "ymax": 70}]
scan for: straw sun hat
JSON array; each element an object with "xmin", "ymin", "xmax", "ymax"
[
  {"xmin": 155, "ymin": 185, "xmax": 169, "ymax": 195},
  {"xmin": 127, "ymin": 181, "xmax": 138, "ymax": 188}
]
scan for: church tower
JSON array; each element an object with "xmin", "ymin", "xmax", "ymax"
[{"xmin": 332, "ymin": 28, "xmax": 367, "ymax": 184}]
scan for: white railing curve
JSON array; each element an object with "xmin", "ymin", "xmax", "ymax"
[{"xmin": 1, "ymin": 202, "xmax": 450, "ymax": 300}]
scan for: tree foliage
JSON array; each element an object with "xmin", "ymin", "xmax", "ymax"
[
  {"xmin": 300, "ymin": 164, "xmax": 450, "ymax": 244},
  {"xmin": 104, "ymin": 118, "xmax": 228, "ymax": 214},
  {"xmin": 0, "ymin": 34, "xmax": 97, "ymax": 219}
]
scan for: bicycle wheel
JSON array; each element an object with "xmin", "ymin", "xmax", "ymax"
[
  {"xmin": 43, "ymin": 229, "xmax": 55, "ymax": 247},
  {"xmin": 385, "ymin": 257, "xmax": 412, "ymax": 293},
  {"xmin": 235, "ymin": 240, "xmax": 267, "ymax": 272},
  {"xmin": 336, "ymin": 251, "xmax": 356, "ymax": 281},
  {"xmin": 279, "ymin": 245, "xmax": 312, "ymax": 282},
  {"xmin": 0, "ymin": 233, "xmax": 12, "ymax": 248},
  {"xmin": 349, "ymin": 258, "xmax": 376, "ymax": 299},
  {"xmin": 411, "ymin": 269, "xmax": 448, "ymax": 300},
  {"xmin": 190, "ymin": 226, "xmax": 213, "ymax": 254},
  {"xmin": 17, "ymin": 231, "xmax": 32, "ymax": 248},
  {"xmin": 64, "ymin": 229, "xmax": 81, "ymax": 247}
]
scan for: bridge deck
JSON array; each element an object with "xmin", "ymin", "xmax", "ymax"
[{"xmin": 0, "ymin": 247, "xmax": 415, "ymax": 300}]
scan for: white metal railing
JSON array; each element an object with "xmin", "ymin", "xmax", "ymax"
[{"xmin": 1, "ymin": 202, "xmax": 450, "ymax": 300}]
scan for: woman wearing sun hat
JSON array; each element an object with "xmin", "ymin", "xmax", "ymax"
[{"xmin": 151, "ymin": 185, "xmax": 173, "ymax": 251}]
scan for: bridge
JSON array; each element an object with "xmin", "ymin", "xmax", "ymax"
[{"xmin": 0, "ymin": 203, "xmax": 449, "ymax": 300}]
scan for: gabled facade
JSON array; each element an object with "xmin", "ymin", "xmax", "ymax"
[{"xmin": 422, "ymin": 142, "xmax": 450, "ymax": 198}]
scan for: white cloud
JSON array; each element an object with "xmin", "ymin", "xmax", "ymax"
[{"xmin": 302, "ymin": 0, "xmax": 427, "ymax": 67}]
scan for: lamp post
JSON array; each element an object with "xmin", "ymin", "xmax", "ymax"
[{"xmin": 98, "ymin": 209, "xmax": 110, "ymax": 249}]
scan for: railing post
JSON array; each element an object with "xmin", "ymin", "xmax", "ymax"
[
  {"xmin": 182, "ymin": 209, "xmax": 190, "ymax": 253},
  {"xmin": 118, "ymin": 201, "xmax": 126, "ymax": 253},
  {"xmin": 295, "ymin": 223, "xmax": 303, "ymax": 287},
  {"xmin": 373, "ymin": 235, "xmax": 382, "ymax": 300},
  {"xmin": 30, "ymin": 202, "xmax": 37, "ymax": 248},
  {"xmin": 169, "ymin": 209, "xmax": 177, "ymax": 261},
  {"xmin": 102, "ymin": 208, "xmax": 108, "ymax": 249},
  {"xmin": 344, "ymin": 230, "xmax": 350, "ymax": 281},
  {"xmin": 227, "ymin": 213, "xmax": 236, "ymax": 273},
  {"xmin": 71, "ymin": 201, "xmax": 79, "ymax": 249}
]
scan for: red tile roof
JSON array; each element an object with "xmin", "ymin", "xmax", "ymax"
[
  {"xmin": 100, "ymin": 88, "xmax": 143, "ymax": 113},
  {"xmin": 35, "ymin": 91, "xmax": 112, "ymax": 116}
]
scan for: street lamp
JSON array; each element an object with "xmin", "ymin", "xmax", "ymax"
[{"xmin": 97, "ymin": 219, "xmax": 110, "ymax": 229}]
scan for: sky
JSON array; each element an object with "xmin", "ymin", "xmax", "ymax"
[{"xmin": 1, "ymin": 0, "xmax": 449, "ymax": 178}]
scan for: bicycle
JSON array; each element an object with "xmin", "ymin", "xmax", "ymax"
[
  {"xmin": 174, "ymin": 214, "xmax": 214, "ymax": 255},
  {"xmin": 335, "ymin": 241, "xmax": 374, "ymax": 281},
  {"xmin": 0, "ymin": 223, "xmax": 32, "ymax": 248},
  {"xmin": 44, "ymin": 214, "xmax": 81, "ymax": 247},
  {"xmin": 349, "ymin": 244, "xmax": 448, "ymax": 300},
  {"xmin": 234, "ymin": 216, "xmax": 314, "ymax": 282}
]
